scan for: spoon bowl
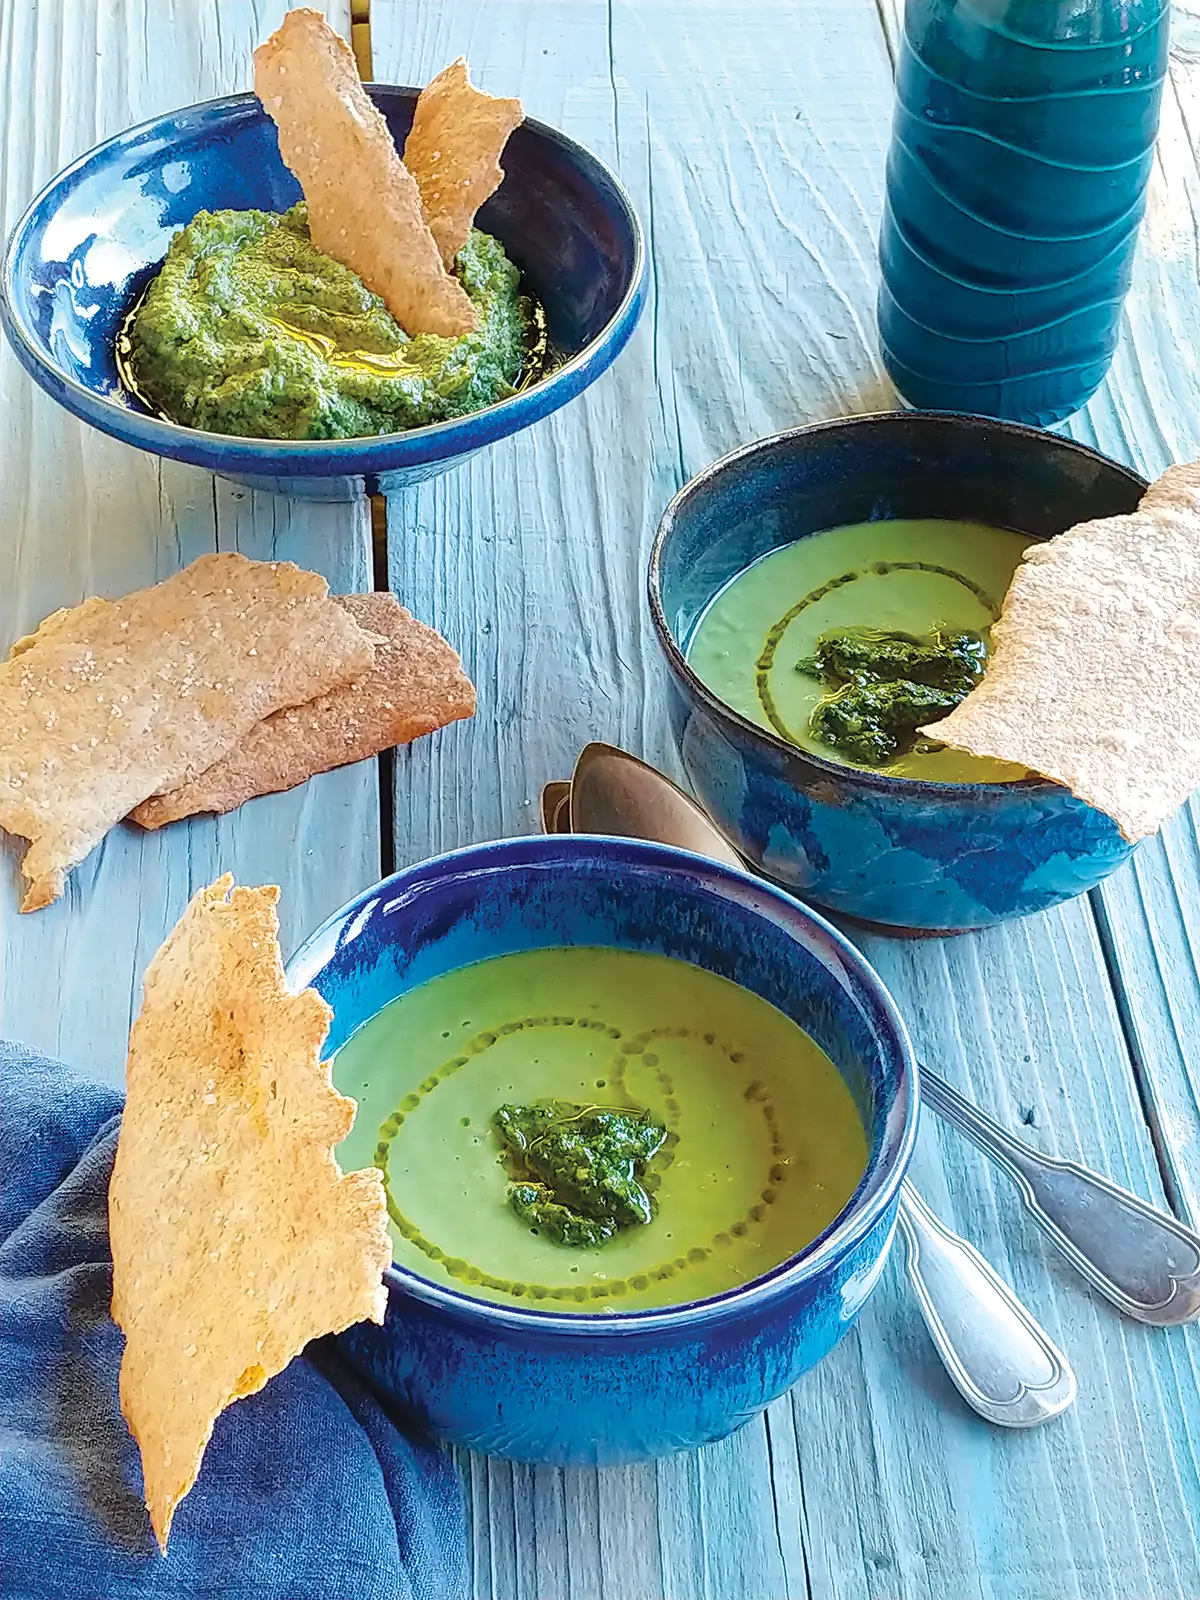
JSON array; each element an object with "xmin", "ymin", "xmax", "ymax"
[{"xmin": 570, "ymin": 744, "xmax": 743, "ymax": 869}]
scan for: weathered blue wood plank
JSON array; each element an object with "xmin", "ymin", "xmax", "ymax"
[
  {"xmin": 0, "ymin": 0, "xmax": 376, "ymax": 1083},
  {"xmin": 853, "ymin": 909, "xmax": 1200, "ymax": 1597},
  {"xmin": 378, "ymin": 2, "xmax": 1200, "ymax": 1597},
  {"xmin": 1060, "ymin": 49, "xmax": 1200, "ymax": 1227}
]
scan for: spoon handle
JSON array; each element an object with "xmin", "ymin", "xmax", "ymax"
[
  {"xmin": 896, "ymin": 1182, "xmax": 1076, "ymax": 1427},
  {"xmin": 920, "ymin": 1067, "xmax": 1200, "ymax": 1327}
]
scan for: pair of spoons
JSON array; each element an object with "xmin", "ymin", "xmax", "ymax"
[{"xmin": 542, "ymin": 743, "xmax": 1200, "ymax": 1428}]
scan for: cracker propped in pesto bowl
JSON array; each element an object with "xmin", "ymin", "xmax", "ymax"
[
  {"xmin": 117, "ymin": 9, "xmax": 547, "ymax": 442},
  {"xmin": 1, "ymin": 8, "xmax": 645, "ymax": 492}
]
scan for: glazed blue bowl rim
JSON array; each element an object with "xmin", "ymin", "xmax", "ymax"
[
  {"xmin": 0, "ymin": 85, "xmax": 647, "ymax": 458},
  {"xmin": 647, "ymin": 409, "xmax": 1149, "ymax": 804},
  {"xmin": 286, "ymin": 833, "xmax": 919, "ymax": 1337}
]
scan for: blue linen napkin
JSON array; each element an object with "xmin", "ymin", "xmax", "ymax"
[{"xmin": 0, "ymin": 1040, "xmax": 469, "ymax": 1600}]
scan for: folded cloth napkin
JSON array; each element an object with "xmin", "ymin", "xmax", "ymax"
[{"xmin": 0, "ymin": 1041, "xmax": 469, "ymax": 1600}]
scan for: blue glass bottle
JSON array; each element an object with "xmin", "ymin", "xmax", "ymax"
[{"xmin": 878, "ymin": 0, "xmax": 1169, "ymax": 426}]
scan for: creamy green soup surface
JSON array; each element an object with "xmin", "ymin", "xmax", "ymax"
[
  {"xmin": 686, "ymin": 518, "xmax": 1034, "ymax": 783},
  {"xmin": 333, "ymin": 946, "xmax": 869, "ymax": 1314}
]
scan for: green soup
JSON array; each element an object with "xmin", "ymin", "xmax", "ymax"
[
  {"xmin": 686, "ymin": 518, "xmax": 1033, "ymax": 783},
  {"xmin": 334, "ymin": 947, "xmax": 869, "ymax": 1313}
]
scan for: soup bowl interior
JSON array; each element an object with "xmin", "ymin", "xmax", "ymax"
[
  {"xmin": 1, "ymin": 87, "xmax": 644, "ymax": 497},
  {"xmin": 287, "ymin": 835, "xmax": 916, "ymax": 1462},
  {"xmin": 649, "ymin": 411, "xmax": 1146, "ymax": 934},
  {"xmin": 653, "ymin": 410, "xmax": 1145, "ymax": 649}
]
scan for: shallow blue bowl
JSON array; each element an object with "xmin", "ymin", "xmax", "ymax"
[
  {"xmin": 649, "ymin": 411, "xmax": 1146, "ymax": 935},
  {"xmin": 287, "ymin": 835, "xmax": 916, "ymax": 1465},
  {"xmin": 0, "ymin": 88, "xmax": 645, "ymax": 501}
]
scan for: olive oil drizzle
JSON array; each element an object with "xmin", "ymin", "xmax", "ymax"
[
  {"xmin": 114, "ymin": 289, "xmax": 170, "ymax": 419},
  {"xmin": 373, "ymin": 1013, "xmax": 792, "ymax": 1306},
  {"xmin": 114, "ymin": 274, "xmax": 551, "ymax": 420},
  {"xmin": 753, "ymin": 559, "xmax": 1000, "ymax": 749}
]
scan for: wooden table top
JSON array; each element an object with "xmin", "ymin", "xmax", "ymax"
[{"xmin": 3, "ymin": 2, "xmax": 1199, "ymax": 1595}]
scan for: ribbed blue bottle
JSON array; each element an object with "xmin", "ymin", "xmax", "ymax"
[{"xmin": 878, "ymin": 0, "xmax": 1169, "ymax": 426}]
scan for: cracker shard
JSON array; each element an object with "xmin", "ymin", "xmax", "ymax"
[
  {"xmin": 253, "ymin": 8, "xmax": 476, "ymax": 337},
  {"xmin": 129, "ymin": 593, "xmax": 476, "ymax": 828},
  {"xmin": 0, "ymin": 553, "xmax": 374, "ymax": 912},
  {"xmin": 403, "ymin": 57, "xmax": 524, "ymax": 268},
  {"xmin": 921, "ymin": 460, "xmax": 1200, "ymax": 843},
  {"xmin": 109, "ymin": 876, "xmax": 391, "ymax": 1552}
]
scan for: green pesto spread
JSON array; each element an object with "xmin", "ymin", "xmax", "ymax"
[
  {"xmin": 799, "ymin": 627, "xmax": 987, "ymax": 766},
  {"xmin": 121, "ymin": 204, "xmax": 540, "ymax": 440},
  {"xmin": 494, "ymin": 1100, "xmax": 667, "ymax": 1249}
]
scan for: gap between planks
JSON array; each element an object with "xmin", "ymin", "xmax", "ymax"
[
  {"xmin": 371, "ymin": 490, "xmax": 398, "ymax": 877},
  {"xmin": 352, "ymin": 0, "xmax": 398, "ymax": 879},
  {"xmin": 351, "ymin": 0, "xmax": 373, "ymax": 79},
  {"xmin": 1089, "ymin": 890, "xmax": 1193, "ymax": 1222}
]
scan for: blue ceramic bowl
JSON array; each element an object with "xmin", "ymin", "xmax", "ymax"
[
  {"xmin": 287, "ymin": 835, "xmax": 916, "ymax": 1465},
  {"xmin": 649, "ymin": 411, "xmax": 1146, "ymax": 935},
  {"xmin": 0, "ymin": 88, "xmax": 645, "ymax": 501}
]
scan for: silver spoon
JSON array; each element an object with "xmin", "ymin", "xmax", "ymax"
[
  {"xmin": 541, "ymin": 780, "xmax": 571, "ymax": 835},
  {"xmin": 567, "ymin": 744, "xmax": 1200, "ymax": 1328},
  {"xmin": 894, "ymin": 1185, "xmax": 1077, "ymax": 1426},
  {"xmin": 919, "ymin": 1071, "xmax": 1200, "ymax": 1326},
  {"xmin": 547, "ymin": 749, "xmax": 1076, "ymax": 1427}
]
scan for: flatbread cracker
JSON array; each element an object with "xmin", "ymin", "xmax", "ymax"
[
  {"xmin": 254, "ymin": 9, "xmax": 477, "ymax": 337},
  {"xmin": 403, "ymin": 57, "xmax": 524, "ymax": 267},
  {"xmin": 109, "ymin": 876, "xmax": 390, "ymax": 1550},
  {"xmin": 0, "ymin": 553, "xmax": 374, "ymax": 911},
  {"xmin": 130, "ymin": 593, "xmax": 475, "ymax": 827},
  {"xmin": 922, "ymin": 461, "xmax": 1200, "ymax": 842},
  {"xmin": 7, "ymin": 598, "xmax": 111, "ymax": 659}
]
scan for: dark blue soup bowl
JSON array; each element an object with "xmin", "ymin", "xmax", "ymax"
[
  {"xmin": 1, "ymin": 88, "xmax": 645, "ymax": 500},
  {"xmin": 286, "ymin": 835, "xmax": 916, "ymax": 1465},
  {"xmin": 649, "ymin": 411, "xmax": 1146, "ymax": 936}
]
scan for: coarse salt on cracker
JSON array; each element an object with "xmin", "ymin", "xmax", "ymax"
[
  {"xmin": 403, "ymin": 57, "xmax": 524, "ymax": 268},
  {"xmin": 130, "ymin": 593, "xmax": 475, "ymax": 827},
  {"xmin": 0, "ymin": 553, "xmax": 374, "ymax": 911},
  {"xmin": 7, "ymin": 597, "xmax": 111, "ymax": 659},
  {"xmin": 923, "ymin": 461, "xmax": 1200, "ymax": 842},
  {"xmin": 254, "ymin": 8, "xmax": 476, "ymax": 337},
  {"xmin": 109, "ymin": 876, "xmax": 391, "ymax": 1551}
]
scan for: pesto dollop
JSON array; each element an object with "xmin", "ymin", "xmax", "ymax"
[
  {"xmin": 798, "ymin": 627, "xmax": 987, "ymax": 766},
  {"xmin": 494, "ymin": 1100, "xmax": 667, "ymax": 1249},
  {"xmin": 121, "ymin": 204, "xmax": 540, "ymax": 440}
]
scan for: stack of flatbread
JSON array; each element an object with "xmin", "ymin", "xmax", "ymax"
[{"xmin": 0, "ymin": 553, "xmax": 474, "ymax": 911}]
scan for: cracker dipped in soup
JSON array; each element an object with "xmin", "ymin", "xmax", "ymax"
[{"xmin": 688, "ymin": 462, "xmax": 1200, "ymax": 847}]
